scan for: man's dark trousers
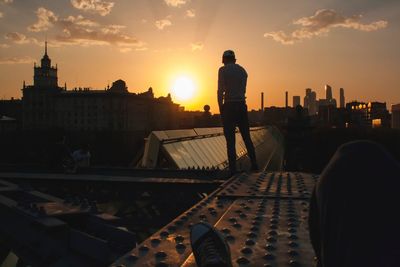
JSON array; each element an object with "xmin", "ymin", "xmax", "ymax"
[{"xmin": 222, "ymin": 101, "xmax": 257, "ymax": 172}]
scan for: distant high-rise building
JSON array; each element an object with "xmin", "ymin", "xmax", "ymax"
[
  {"xmin": 285, "ymin": 91, "xmax": 288, "ymax": 108},
  {"xmin": 304, "ymin": 88, "xmax": 317, "ymax": 115},
  {"xmin": 293, "ymin": 96, "xmax": 300, "ymax": 108},
  {"xmin": 392, "ymin": 104, "xmax": 400, "ymax": 129},
  {"xmin": 325, "ymin": 84, "xmax": 333, "ymax": 101},
  {"xmin": 310, "ymin": 91, "xmax": 317, "ymax": 115},
  {"xmin": 340, "ymin": 88, "xmax": 345, "ymax": 108}
]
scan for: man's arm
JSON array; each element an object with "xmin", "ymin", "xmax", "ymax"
[{"xmin": 217, "ymin": 67, "xmax": 225, "ymax": 115}]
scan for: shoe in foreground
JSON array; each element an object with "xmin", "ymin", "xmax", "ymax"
[{"xmin": 190, "ymin": 222, "xmax": 232, "ymax": 267}]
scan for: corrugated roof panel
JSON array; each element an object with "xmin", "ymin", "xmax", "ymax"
[
  {"xmin": 163, "ymin": 143, "xmax": 186, "ymax": 168},
  {"xmin": 172, "ymin": 142, "xmax": 196, "ymax": 168},
  {"xmin": 156, "ymin": 127, "xmax": 281, "ymax": 170}
]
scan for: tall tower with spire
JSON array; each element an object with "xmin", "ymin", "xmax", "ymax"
[
  {"xmin": 33, "ymin": 41, "xmax": 58, "ymax": 88},
  {"xmin": 22, "ymin": 41, "xmax": 61, "ymax": 130}
]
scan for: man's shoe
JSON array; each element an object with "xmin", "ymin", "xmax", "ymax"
[{"xmin": 190, "ymin": 222, "xmax": 232, "ymax": 267}]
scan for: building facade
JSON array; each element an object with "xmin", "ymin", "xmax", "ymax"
[
  {"xmin": 22, "ymin": 43, "xmax": 180, "ymax": 131},
  {"xmin": 293, "ymin": 96, "xmax": 301, "ymax": 108},
  {"xmin": 346, "ymin": 101, "xmax": 389, "ymax": 128},
  {"xmin": 392, "ymin": 104, "xmax": 400, "ymax": 129}
]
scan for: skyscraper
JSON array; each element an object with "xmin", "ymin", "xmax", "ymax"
[
  {"xmin": 325, "ymin": 84, "xmax": 333, "ymax": 101},
  {"xmin": 304, "ymin": 88, "xmax": 317, "ymax": 115},
  {"xmin": 293, "ymin": 96, "xmax": 300, "ymax": 108},
  {"xmin": 340, "ymin": 88, "xmax": 345, "ymax": 108}
]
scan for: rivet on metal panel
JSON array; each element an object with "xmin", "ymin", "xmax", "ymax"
[
  {"xmin": 174, "ymin": 235, "xmax": 184, "ymax": 243},
  {"xmin": 225, "ymin": 235, "xmax": 235, "ymax": 241},
  {"xmin": 176, "ymin": 243, "xmax": 186, "ymax": 251},
  {"xmin": 126, "ymin": 253, "xmax": 138, "ymax": 261},
  {"xmin": 247, "ymin": 232, "xmax": 257, "ymax": 239},
  {"xmin": 241, "ymin": 247, "xmax": 253, "ymax": 254},
  {"xmin": 233, "ymin": 222, "xmax": 242, "ymax": 228},
  {"xmin": 139, "ymin": 245, "xmax": 149, "ymax": 253},
  {"xmin": 236, "ymin": 257, "xmax": 250, "ymax": 264},
  {"xmin": 155, "ymin": 251, "xmax": 167, "ymax": 259},
  {"xmin": 262, "ymin": 253, "xmax": 275, "ymax": 260},
  {"xmin": 160, "ymin": 231, "xmax": 169, "ymax": 238},
  {"xmin": 250, "ymin": 226, "xmax": 259, "ymax": 232},
  {"xmin": 289, "ymin": 259, "xmax": 301, "ymax": 266},
  {"xmin": 151, "ymin": 238, "xmax": 161, "ymax": 246}
]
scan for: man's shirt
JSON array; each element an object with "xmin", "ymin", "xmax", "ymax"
[{"xmin": 218, "ymin": 63, "xmax": 248, "ymax": 104}]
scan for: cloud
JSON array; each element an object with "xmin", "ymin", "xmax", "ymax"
[
  {"xmin": 28, "ymin": 7, "xmax": 58, "ymax": 32},
  {"xmin": 0, "ymin": 43, "xmax": 9, "ymax": 48},
  {"xmin": 70, "ymin": 0, "xmax": 114, "ymax": 16},
  {"xmin": 155, "ymin": 19, "xmax": 172, "ymax": 30},
  {"xmin": 0, "ymin": 56, "xmax": 34, "ymax": 64},
  {"xmin": 164, "ymin": 0, "xmax": 188, "ymax": 7},
  {"xmin": 185, "ymin": 9, "xmax": 195, "ymax": 18},
  {"xmin": 4, "ymin": 32, "xmax": 32, "ymax": 44},
  {"xmin": 55, "ymin": 16, "xmax": 145, "ymax": 48},
  {"xmin": 264, "ymin": 9, "xmax": 388, "ymax": 45},
  {"xmin": 0, "ymin": 0, "xmax": 13, "ymax": 3},
  {"xmin": 0, "ymin": 12, "xmax": 3, "ymax": 18},
  {"xmin": 191, "ymin": 42, "xmax": 203, "ymax": 51},
  {"xmin": 26, "ymin": 8, "xmax": 146, "ymax": 51}
]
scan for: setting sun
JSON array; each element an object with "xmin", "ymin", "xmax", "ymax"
[{"xmin": 171, "ymin": 76, "xmax": 196, "ymax": 102}]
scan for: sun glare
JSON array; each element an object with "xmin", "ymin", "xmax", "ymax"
[{"xmin": 172, "ymin": 76, "xmax": 196, "ymax": 101}]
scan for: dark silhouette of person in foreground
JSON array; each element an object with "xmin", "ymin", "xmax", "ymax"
[
  {"xmin": 190, "ymin": 140, "xmax": 400, "ymax": 267},
  {"xmin": 218, "ymin": 50, "xmax": 258, "ymax": 174},
  {"xmin": 309, "ymin": 140, "xmax": 400, "ymax": 267}
]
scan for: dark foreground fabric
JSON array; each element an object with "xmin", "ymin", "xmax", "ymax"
[{"xmin": 309, "ymin": 140, "xmax": 400, "ymax": 267}]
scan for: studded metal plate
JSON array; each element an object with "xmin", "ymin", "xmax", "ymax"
[
  {"xmin": 111, "ymin": 196, "xmax": 235, "ymax": 267},
  {"xmin": 183, "ymin": 198, "xmax": 314, "ymax": 267},
  {"xmin": 218, "ymin": 172, "xmax": 318, "ymax": 199},
  {"xmin": 111, "ymin": 172, "xmax": 318, "ymax": 267}
]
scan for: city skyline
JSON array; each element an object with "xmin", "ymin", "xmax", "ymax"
[{"xmin": 1, "ymin": 0, "xmax": 400, "ymax": 111}]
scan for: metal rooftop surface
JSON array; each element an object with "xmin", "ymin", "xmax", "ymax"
[{"xmin": 112, "ymin": 171, "xmax": 318, "ymax": 267}]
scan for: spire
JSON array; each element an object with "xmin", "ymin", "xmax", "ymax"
[{"xmin": 45, "ymin": 40, "xmax": 48, "ymax": 56}]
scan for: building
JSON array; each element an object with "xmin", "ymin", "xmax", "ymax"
[
  {"xmin": 304, "ymin": 88, "xmax": 317, "ymax": 115},
  {"xmin": 293, "ymin": 96, "xmax": 301, "ymax": 108},
  {"xmin": 22, "ymin": 43, "xmax": 180, "ymax": 131},
  {"xmin": 392, "ymin": 104, "xmax": 400, "ymax": 129},
  {"xmin": 325, "ymin": 84, "xmax": 333, "ymax": 101},
  {"xmin": 340, "ymin": 88, "xmax": 345, "ymax": 108},
  {"xmin": 319, "ymin": 84, "xmax": 337, "ymax": 108},
  {"xmin": 346, "ymin": 101, "xmax": 389, "ymax": 128}
]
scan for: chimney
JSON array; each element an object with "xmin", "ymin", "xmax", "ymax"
[
  {"xmin": 261, "ymin": 92, "xmax": 264, "ymax": 111},
  {"xmin": 285, "ymin": 91, "xmax": 288, "ymax": 108}
]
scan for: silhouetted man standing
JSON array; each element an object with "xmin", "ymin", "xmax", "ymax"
[{"xmin": 218, "ymin": 50, "xmax": 258, "ymax": 173}]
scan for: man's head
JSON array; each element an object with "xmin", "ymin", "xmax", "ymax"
[{"xmin": 222, "ymin": 50, "xmax": 236, "ymax": 65}]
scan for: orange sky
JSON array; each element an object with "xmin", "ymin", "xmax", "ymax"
[{"xmin": 1, "ymin": 0, "xmax": 400, "ymax": 112}]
